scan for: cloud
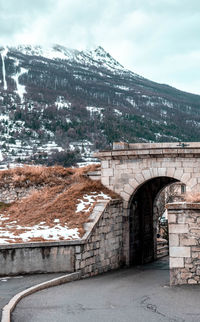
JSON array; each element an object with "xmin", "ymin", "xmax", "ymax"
[
  {"xmin": 0, "ymin": 0, "xmax": 55, "ymax": 43},
  {"xmin": 0, "ymin": 0, "xmax": 199, "ymax": 94}
]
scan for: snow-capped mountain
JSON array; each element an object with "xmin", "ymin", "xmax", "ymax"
[
  {"xmin": 0, "ymin": 44, "xmax": 200, "ymax": 167},
  {"xmin": 13, "ymin": 44, "xmax": 126, "ymax": 72}
]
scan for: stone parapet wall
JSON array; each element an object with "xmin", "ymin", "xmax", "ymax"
[
  {"xmin": 0, "ymin": 244, "xmax": 75, "ymax": 275},
  {"xmin": 0, "ymin": 199, "xmax": 123, "ymax": 276},
  {"xmin": 75, "ymin": 199, "xmax": 123, "ymax": 277},
  {"xmin": 167, "ymin": 203, "xmax": 200, "ymax": 285},
  {"xmin": 112, "ymin": 142, "xmax": 200, "ymax": 150}
]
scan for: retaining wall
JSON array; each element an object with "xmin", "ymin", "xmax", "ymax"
[
  {"xmin": 0, "ymin": 244, "xmax": 75, "ymax": 275},
  {"xmin": 0, "ymin": 199, "xmax": 123, "ymax": 276},
  {"xmin": 75, "ymin": 199, "xmax": 123, "ymax": 277}
]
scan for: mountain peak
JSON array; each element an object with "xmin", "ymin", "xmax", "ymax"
[
  {"xmin": 87, "ymin": 45, "xmax": 124, "ymax": 71},
  {"xmin": 7, "ymin": 43, "xmax": 125, "ymax": 72},
  {"xmin": 93, "ymin": 46, "xmax": 108, "ymax": 56}
]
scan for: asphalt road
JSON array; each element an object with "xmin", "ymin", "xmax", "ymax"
[
  {"xmin": 0, "ymin": 273, "xmax": 64, "ymax": 320},
  {"xmin": 12, "ymin": 258, "xmax": 200, "ymax": 322}
]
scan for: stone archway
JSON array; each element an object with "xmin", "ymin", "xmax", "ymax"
[
  {"xmin": 129, "ymin": 176, "xmax": 178, "ymax": 266},
  {"xmin": 94, "ymin": 142, "xmax": 200, "ymax": 284}
]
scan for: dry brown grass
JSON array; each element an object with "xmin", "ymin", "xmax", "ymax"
[
  {"xmin": 1, "ymin": 164, "xmax": 119, "ymax": 240},
  {"xmin": 0, "ymin": 164, "xmax": 100, "ymax": 188}
]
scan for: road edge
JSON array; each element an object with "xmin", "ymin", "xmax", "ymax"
[{"xmin": 1, "ymin": 271, "xmax": 81, "ymax": 322}]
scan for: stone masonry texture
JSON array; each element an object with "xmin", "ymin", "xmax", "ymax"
[
  {"xmin": 0, "ymin": 184, "xmax": 43, "ymax": 203},
  {"xmin": 75, "ymin": 200, "xmax": 124, "ymax": 277},
  {"xmin": 95, "ymin": 142, "xmax": 200, "ymax": 199},
  {"xmin": 167, "ymin": 203, "xmax": 200, "ymax": 285}
]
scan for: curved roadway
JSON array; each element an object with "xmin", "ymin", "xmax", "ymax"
[{"xmin": 12, "ymin": 258, "xmax": 200, "ymax": 322}]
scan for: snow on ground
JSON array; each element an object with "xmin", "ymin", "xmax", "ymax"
[
  {"xmin": 76, "ymin": 192, "xmax": 111, "ymax": 213},
  {"xmin": 114, "ymin": 109, "xmax": 122, "ymax": 116},
  {"xmin": 0, "ymin": 114, "xmax": 9, "ymax": 121},
  {"xmin": 86, "ymin": 106, "xmax": 104, "ymax": 122},
  {"xmin": 86, "ymin": 106, "xmax": 104, "ymax": 118},
  {"xmin": 55, "ymin": 96, "xmax": 71, "ymax": 109},
  {"xmin": 0, "ymin": 216, "xmax": 80, "ymax": 244},
  {"xmin": 69, "ymin": 139, "xmax": 94, "ymax": 161},
  {"xmin": 88, "ymin": 46, "xmax": 125, "ymax": 72},
  {"xmin": 186, "ymin": 120, "xmax": 200, "ymax": 127},
  {"xmin": 0, "ymin": 150, "xmax": 3, "ymax": 162},
  {"xmin": 126, "ymin": 97, "xmax": 137, "ymax": 107},
  {"xmin": 11, "ymin": 59, "xmax": 28, "ymax": 102},
  {"xmin": 37, "ymin": 141, "xmax": 64, "ymax": 152},
  {"xmin": 158, "ymin": 97, "xmax": 174, "ymax": 108},
  {"xmin": 66, "ymin": 117, "xmax": 72, "ymax": 124},
  {"xmin": 77, "ymin": 161, "xmax": 100, "ymax": 167},
  {"xmin": 15, "ymin": 45, "xmax": 74, "ymax": 61},
  {"xmin": 0, "ymin": 163, "xmax": 28, "ymax": 170},
  {"xmin": 115, "ymin": 85, "xmax": 130, "ymax": 91},
  {"xmin": 0, "ymin": 191, "xmax": 110, "ymax": 244},
  {"xmin": 1, "ymin": 47, "xmax": 8, "ymax": 90},
  {"xmin": 14, "ymin": 45, "xmax": 129, "ymax": 75}
]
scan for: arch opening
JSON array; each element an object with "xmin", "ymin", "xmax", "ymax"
[{"xmin": 129, "ymin": 176, "xmax": 181, "ymax": 266}]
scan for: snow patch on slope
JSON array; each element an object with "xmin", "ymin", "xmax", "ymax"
[
  {"xmin": 0, "ymin": 215, "xmax": 80, "ymax": 244},
  {"xmin": 126, "ymin": 97, "xmax": 137, "ymax": 107},
  {"xmin": 76, "ymin": 192, "xmax": 111, "ymax": 213},
  {"xmin": 11, "ymin": 44, "xmax": 136, "ymax": 75},
  {"xmin": 114, "ymin": 109, "xmax": 122, "ymax": 116},
  {"xmin": 86, "ymin": 106, "xmax": 104, "ymax": 119},
  {"xmin": 88, "ymin": 46, "xmax": 124, "ymax": 72},
  {"xmin": 55, "ymin": 96, "xmax": 71, "ymax": 109},
  {"xmin": 14, "ymin": 44, "xmax": 76, "ymax": 61},
  {"xmin": 115, "ymin": 85, "xmax": 130, "ymax": 91},
  {"xmin": 11, "ymin": 59, "xmax": 28, "ymax": 102},
  {"xmin": 0, "ymin": 150, "xmax": 3, "ymax": 162},
  {"xmin": 0, "ymin": 47, "xmax": 8, "ymax": 90},
  {"xmin": 37, "ymin": 141, "xmax": 64, "ymax": 153}
]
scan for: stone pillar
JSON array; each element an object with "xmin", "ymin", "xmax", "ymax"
[{"xmin": 167, "ymin": 203, "xmax": 200, "ymax": 285}]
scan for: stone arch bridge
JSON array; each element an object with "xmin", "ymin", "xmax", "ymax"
[
  {"xmin": 95, "ymin": 142, "xmax": 200, "ymax": 200},
  {"xmin": 94, "ymin": 142, "xmax": 200, "ymax": 283}
]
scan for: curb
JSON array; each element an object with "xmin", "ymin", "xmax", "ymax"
[{"xmin": 1, "ymin": 271, "xmax": 81, "ymax": 322}]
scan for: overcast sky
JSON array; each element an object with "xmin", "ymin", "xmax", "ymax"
[{"xmin": 0, "ymin": 0, "xmax": 199, "ymax": 95}]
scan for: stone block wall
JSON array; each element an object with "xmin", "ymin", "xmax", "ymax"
[
  {"xmin": 167, "ymin": 203, "xmax": 200, "ymax": 285},
  {"xmin": 0, "ymin": 184, "xmax": 43, "ymax": 203},
  {"xmin": 0, "ymin": 199, "xmax": 123, "ymax": 276},
  {"xmin": 75, "ymin": 199, "xmax": 124, "ymax": 277},
  {"xmin": 100, "ymin": 157, "xmax": 200, "ymax": 207},
  {"xmin": 95, "ymin": 143, "xmax": 200, "ymax": 210}
]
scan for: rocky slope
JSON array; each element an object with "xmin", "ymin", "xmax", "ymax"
[{"xmin": 0, "ymin": 44, "xmax": 200, "ymax": 166}]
